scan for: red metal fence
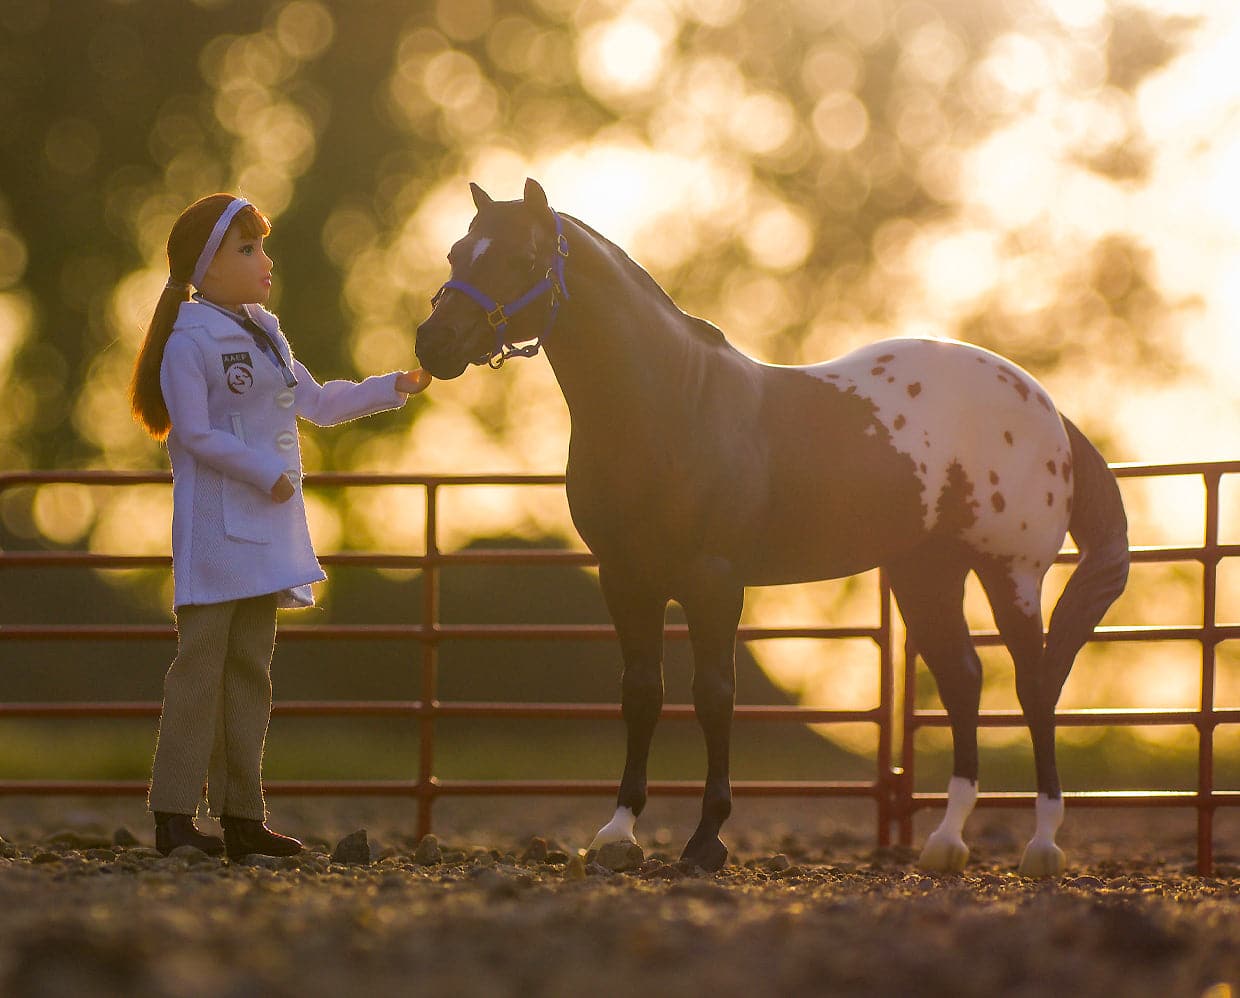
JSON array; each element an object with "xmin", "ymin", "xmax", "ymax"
[{"xmin": 0, "ymin": 462, "xmax": 1236, "ymax": 871}]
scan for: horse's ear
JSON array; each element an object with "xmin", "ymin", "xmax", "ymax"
[
  {"xmin": 523, "ymin": 177, "xmax": 549, "ymax": 215},
  {"xmin": 470, "ymin": 182, "xmax": 494, "ymax": 211}
]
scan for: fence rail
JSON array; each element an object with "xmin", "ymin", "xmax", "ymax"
[{"xmin": 0, "ymin": 461, "xmax": 1237, "ymax": 872}]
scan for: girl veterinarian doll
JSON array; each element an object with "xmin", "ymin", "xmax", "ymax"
[{"xmin": 129, "ymin": 194, "xmax": 430, "ymax": 858}]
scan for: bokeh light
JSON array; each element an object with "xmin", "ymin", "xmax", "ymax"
[{"xmin": 2, "ymin": 0, "xmax": 1237, "ymax": 761}]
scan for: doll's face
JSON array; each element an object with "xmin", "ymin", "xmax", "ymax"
[{"xmin": 197, "ymin": 226, "xmax": 273, "ymax": 311}]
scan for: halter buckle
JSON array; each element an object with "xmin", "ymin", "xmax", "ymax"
[
  {"xmin": 556, "ymin": 233, "xmax": 569, "ymax": 258},
  {"xmin": 486, "ymin": 304, "xmax": 508, "ymax": 329}
]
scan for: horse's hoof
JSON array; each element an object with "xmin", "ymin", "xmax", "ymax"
[
  {"xmin": 679, "ymin": 835, "xmax": 728, "ymax": 872},
  {"xmin": 1018, "ymin": 840, "xmax": 1065, "ymax": 878},
  {"xmin": 587, "ymin": 807, "xmax": 638, "ymax": 852},
  {"xmin": 918, "ymin": 832, "xmax": 970, "ymax": 873}
]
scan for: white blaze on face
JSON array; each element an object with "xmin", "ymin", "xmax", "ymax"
[
  {"xmin": 804, "ymin": 338, "xmax": 1072, "ymax": 612},
  {"xmin": 470, "ymin": 237, "xmax": 492, "ymax": 265}
]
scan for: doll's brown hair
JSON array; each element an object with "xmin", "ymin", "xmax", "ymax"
[{"xmin": 129, "ymin": 194, "xmax": 271, "ymax": 439}]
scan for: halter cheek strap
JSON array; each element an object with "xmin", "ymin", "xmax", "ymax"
[
  {"xmin": 431, "ymin": 209, "xmax": 570, "ymax": 368},
  {"xmin": 191, "ymin": 197, "xmax": 251, "ymax": 289}
]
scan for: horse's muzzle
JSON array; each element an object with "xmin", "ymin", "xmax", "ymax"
[{"xmin": 414, "ymin": 320, "xmax": 475, "ymax": 380}]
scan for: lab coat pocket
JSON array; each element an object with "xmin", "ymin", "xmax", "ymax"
[
  {"xmin": 222, "ymin": 475, "xmax": 273, "ymax": 544},
  {"xmin": 221, "ymin": 413, "xmax": 271, "ymax": 544}
]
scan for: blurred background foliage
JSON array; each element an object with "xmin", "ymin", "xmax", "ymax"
[{"xmin": 0, "ymin": 0, "xmax": 1237, "ymax": 789}]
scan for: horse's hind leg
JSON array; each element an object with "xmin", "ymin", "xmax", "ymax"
[
  {"xmin": 888, "ymin": 549, "xmax": 982, "ymax": 873},
  {"xmin": 975, "ymin": 562, "xmax": 1066, "ymax": 877},
  {"xmin": 588, "ymin": 567, "xmax": 668, "ymax": 853},
  {"xmin": 678, "ymin": 557, "xmax": 744, "ymax": 872}
]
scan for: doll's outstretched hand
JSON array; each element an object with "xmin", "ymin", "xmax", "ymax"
[
  {"xmin": 270, "ymin": 474, "xmax": 295, "ymax": 503},
  {"xmin": 396, "ymin": 368, "xmax": 432, "ymax": 395}
]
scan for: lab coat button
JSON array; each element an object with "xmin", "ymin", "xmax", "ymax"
[
  {"xmin": 275, "ymin": 430, "xmax": 297, "ymax": 451},
  {"xmin": 275, "ymin": 388, "xmax": 295, "ymax": 408}
]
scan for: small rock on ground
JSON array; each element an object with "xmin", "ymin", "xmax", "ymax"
[
  {"xmin": 414, "ymin": 834, "xmax": 441, "ymax": 866},
  {"xmin": 332, "ymin": 830, "xmax": 371, "ymax": 866},
  {"xmin": 594, "ymin": 841, "xmax": 644, "ymax": 872}
]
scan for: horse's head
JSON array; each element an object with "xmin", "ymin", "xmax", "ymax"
[{"xmin": 415, "ymin": 177, "xmax": 566, "ymax": 379}]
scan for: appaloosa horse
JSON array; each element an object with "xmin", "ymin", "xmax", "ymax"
[{"xmin": 415, "ymin": 179, "xmax": 1130, "ymax": 875}]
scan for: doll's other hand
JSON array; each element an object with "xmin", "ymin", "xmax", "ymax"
[
  {"xmin": 396, "ymin": 368, "xmax": 432, "ymax": 395},
  {"xmin": 270, "ymin": 474, "xmax": 295, "ymax": 503}
]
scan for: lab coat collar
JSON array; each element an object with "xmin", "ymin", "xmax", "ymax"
[{"xmin": 182, "ymin": 297, "xmax": 280, "ymax": 342}]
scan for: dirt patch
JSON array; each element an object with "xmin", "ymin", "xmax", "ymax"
[{"xmin": 0, "ymin": 798, "xmax": 1237, "ymax": 997}]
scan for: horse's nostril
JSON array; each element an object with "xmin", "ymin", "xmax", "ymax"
[{"xmin": 415, "ymin": 323, "xmax": 444, "ymax": 351}]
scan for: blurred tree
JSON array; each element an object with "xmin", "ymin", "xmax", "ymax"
[
  {"xmin": 0, "ymin": 0, "xmax": 1201, "ymax": 483},
  {"xmin": 0, "ymin": 0, "xmax": 1231, "ymax": 774}
]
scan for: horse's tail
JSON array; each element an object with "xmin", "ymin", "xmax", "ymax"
[{"xmin": 1043, "ymin": 417, "xmax": 1130, "ymax": 684}]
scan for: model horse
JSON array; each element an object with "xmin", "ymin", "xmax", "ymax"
[{"xmin": 415, "ymin": 179, "xmax": 1129, "ymax": 876}]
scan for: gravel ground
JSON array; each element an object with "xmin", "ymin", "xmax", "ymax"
[{"xmin": 1, "ymin": 797, "xmax": 1238, "ymax": 998}]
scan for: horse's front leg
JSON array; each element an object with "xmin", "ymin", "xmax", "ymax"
[
  {"xmin": 678, "ymin": 557, "xmax": 744, "ymax": 872},
  {"xmin": 588, "ymin": 566, "xmax": 668, "ymax": 853}
]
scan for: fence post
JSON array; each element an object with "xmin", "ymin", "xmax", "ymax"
[
  {"xmin": 1197, "ymin": 469, "xmax": 1222, "ymax": 875},
  {"xmin": 417, "ymin": 481, "xmax": 440, "ymax": 839},
  {"xmin": 876, "ymin": 570, "xmax": 894, "ymax": 847},
  {"xmin": 898, "ymin": 634, "xmax": 917, "ymax": 847}
]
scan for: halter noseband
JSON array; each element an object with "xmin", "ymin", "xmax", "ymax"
[{"xmin": 431, "ymin": 209, "xmax": 570, "ymax": 369}]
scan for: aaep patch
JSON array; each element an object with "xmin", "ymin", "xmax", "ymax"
[{"xmin": 222, "ymin": 352, "xmax": 254, "ymax": 395}]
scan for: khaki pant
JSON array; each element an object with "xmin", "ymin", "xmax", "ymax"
[{"xmin": 148, "ymin": 595, "xmax": 278, "ymax": 820}]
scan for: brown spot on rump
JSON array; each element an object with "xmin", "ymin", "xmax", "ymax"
[
  {"xmin": 1037, "ymin": 395, "xmax": 1051, "ymax": 411},
  {"xmin": 877, "ymin": 353, "xmax": 895, "ymax": 362},
  {"xmin": 1061, "ymin": 461, "xmax": 1071, "ymax": 482},
  {"xmin": 1046, "ymin": 460, "xmax": 1057, "ymax": 475},
  {"xmin": 1021, "ymin": 521, "xmax": 1028, "ymax": 530},
  {"xmin": 871, "ymin": 366, "xmax": 886, "ymax": 376},
  {"xmin": 919, "ymin": 462, "xmax": 927, "ymax": 473},
  {"xmin": 1004, "ymin": 431, "xmax": 1014, "ymax": 445},
  {"xmin": 1046, "ymin": 492, "xmax": 1054, "ymax": 506},
  {"xmin": 893, "ymin": 414, "xmax": 906, "ymax": 430},
  {"xmin": 935, "ymin": 460, "xmax": 980, "ymax": 534},
  {"xmin": 825, "ymin": 373, "xmax": 840, "ymax": 379},
  {"xmin": 989, "ymin": 470, "xmax": 999, "ymax": 484},
  {"xmin": 907, "ymin": 382, "xmax": 922, "ymax": 397},
  {"xmin": 999, "ymin": 368, "xmax": 1031, "ymax": 401},
  {"xmin": 1066, "ymin": 495, "xmax": 1073, "ymax": 514},
  {"xmin": 991, "ymin": 492, "xmax": 1006, "ymax": 512}
]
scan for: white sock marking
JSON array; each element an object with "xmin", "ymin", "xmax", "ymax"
[
  {"xmin": 588, "ymin": 806, "xmax": 637, "ymax": 850},
  {"xmin": 1030, "ymin": 793, "xmax": 1064, "ymax": 847},
  {"xmin": 935, "ymin": 775, "xmax": 978, "ymax": 839}
]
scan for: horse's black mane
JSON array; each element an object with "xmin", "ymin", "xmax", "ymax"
[{"xmin": 564, "ymin": 214, "xmax": 730, "ymax": 348}]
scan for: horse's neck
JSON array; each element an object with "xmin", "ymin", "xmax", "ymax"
[{"xmin": 544, "ymin": 221, "xmax": 716, "ymax": 435}]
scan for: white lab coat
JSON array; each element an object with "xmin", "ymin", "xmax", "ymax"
[{"xmin": 160, "ymin": 299, "xmax": 406, "ymax": 608}]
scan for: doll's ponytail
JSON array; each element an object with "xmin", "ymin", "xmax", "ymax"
[
  {"xmin": 129, "ymin": 194, "xmax": 270, "ymax": 439},
  {"xmin": 129, "ymin": 277, "xmax": 193, "ymax": 438}
]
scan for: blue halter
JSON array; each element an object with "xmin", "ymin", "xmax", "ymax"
[{"xmin": 432, "ymin": 209, "xmax": 570, "ymax": 369}]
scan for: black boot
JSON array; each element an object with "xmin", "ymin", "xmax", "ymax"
[
  {"xmin": 220, "ymin": 816, "xmax": 302, "ymax": 860},
  {"xmin": 153, "ymin": 812, "xmax": 225, "ymax": 856}
]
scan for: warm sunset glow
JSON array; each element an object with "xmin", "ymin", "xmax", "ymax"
[{"xmin": 5, "ymin": 0, "xmax": 1236, "ymax": 764}]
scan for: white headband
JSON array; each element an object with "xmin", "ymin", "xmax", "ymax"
[{"xmin": 190, "ymin": 197, "xmax": 251, "ymax": 288}]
